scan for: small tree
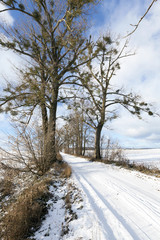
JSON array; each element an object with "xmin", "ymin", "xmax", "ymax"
[
  {"xmin": 104, "ymin": 138, "xmax": 125, "ymax": 163},
  {"xmin": 77, "ymin": 35, "xmax": 153, "ymax": 159},
  {"xmin": 0, "ymin": 122, "xmax": 48, "ymax": 175}
]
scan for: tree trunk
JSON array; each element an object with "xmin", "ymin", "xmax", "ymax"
[
  {"xmin": 72, "ymin": 142, "xmax": 75, "ymax": 155},
  {"xmin": 40, "ymin": 74, "xmax": 49, "ymax": 173},
  {"xmin": 94, "ymin": 124, "xmax": 103, "ymax": 159},
  {"xmin": 75, "ymin": 134, "xmax": 79, "ymax": 155},
  {"xmin": 39, "ymin": 73, "xmax": 48, "ymax": 137},
  {"xmin": 67, "ymin": 140, "xmax": 70, "ymax": 153},
  {"xmin": 41, "ymin": 102, "xmax": 48, "ymax": 139},
  {"xmin": 83, "ymin": 135, "xmax": 86, "ymax": 156},
  {"xmin": 44, "ymin": 86, "xmax": 58, "ymax": 167},
  {"xmin": 79, "ymin": 123, "xmax": 83, "ymax": 155}
]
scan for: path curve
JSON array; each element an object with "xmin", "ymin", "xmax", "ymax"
[{"xmin": 62, "ymin": 153, "xmax": 160, "ymax": 240}]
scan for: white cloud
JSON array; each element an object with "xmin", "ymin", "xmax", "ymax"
[
  {"xmin": 0, "ymin": 3, "xmax": 14, "ymax": 26},
  {"xmin": 106, "ymin": 107, "xmax": 160, "ymax": 148},
  {"xmin": 0, "ymin": 5, "xmax": 23, "ymax": 85},
  {"xmin": 0, "ymin": 5, "xmax": 24, "ymax": 145},
  {"xmin": 0, "ymin": 48, "xmax": 24, "ymax": 85},
  {"xmin": 97, "ymin": 0, "xmax": 160, "ymax": 148}
]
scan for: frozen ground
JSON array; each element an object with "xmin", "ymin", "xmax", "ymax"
[
  {"xmin": 62, "ymin": 153, "xmax": 160, "ymax": 240},
  {"xmin": 124, "ymin": 148, "xmax": 160, "ymax": 169},
  {"xmin": 86, "ymin": 148, "xmax": 160, "ymax": 169},
  {"xmin": 5, "ymin": 153, "xmax": 159, "ymax": 240}
]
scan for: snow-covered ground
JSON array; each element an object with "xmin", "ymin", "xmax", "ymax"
[
  {"xmin": 86, "ymin": 148, "xmax": 160, "ymax": 169},
  {"xmin": 32, "ymin": 180, "xmax": 66, "ymax": 240},
  {"xmin": 4, "ymin": 153, "xmax": 159, "ymax": 240},
  {"xmin": 61, "ymin": 153, "xmax": 160, "ymax": 240},
  {"xmin": 124, "ymin": 148, "xmax": 160, "ymax": 169}
]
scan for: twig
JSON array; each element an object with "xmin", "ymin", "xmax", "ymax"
[{"xmin": 124, "ymin": 0, "xmax": 158, "ymax": 38}]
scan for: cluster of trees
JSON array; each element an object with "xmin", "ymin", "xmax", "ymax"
[
  {"xmin": 58, "ymin": 36, "xmax": 153, "ymax": 158},
  {"xmin": 0, "ymin": 0, "xmax": 156, "ymax": 173},
  {"xmin": 57, "ymin": 105, "xmax": 94, "ymax": 156}
]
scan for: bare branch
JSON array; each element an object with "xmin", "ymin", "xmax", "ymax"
[{"xmin": 124, "ymin": 0, "xmax": 158, "ymax": 38}]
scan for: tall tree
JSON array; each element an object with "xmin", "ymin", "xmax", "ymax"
[
  {"xmin": 0, "ymin": 0, "xmax": 99, "ymax": 169},
  {"xmin": 77, "ymin": 35, "xmax": 153, "ymax": 159}
]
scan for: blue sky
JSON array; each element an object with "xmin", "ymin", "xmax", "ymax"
[
  {"xmin": 90, "ymin": 0, "xmax": 160, "ymax": 148},
  {"xmin": 0, "ymin": 0, "xmax": 160, "ymax": 148}
]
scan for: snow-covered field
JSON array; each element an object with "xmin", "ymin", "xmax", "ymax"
[
  {"xmin": 62, "ymin": 153, "xmax": 160, "ymax": 240},
  {"xmin": 86, "ymin": 148, "xmax": 160, "ymax": 169},
  {"xmin": 124, "ymin": 148, "xmax": 160, "ymax": 169}
]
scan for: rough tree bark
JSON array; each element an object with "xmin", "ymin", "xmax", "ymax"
[{"xmin": 94, "ymin": 123, "xmax": 103, "ymax": 159}]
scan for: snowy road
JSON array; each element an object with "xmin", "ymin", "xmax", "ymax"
[{"xmin": 62, "ymin": 153, "xmax": 160, "ymax": 240}]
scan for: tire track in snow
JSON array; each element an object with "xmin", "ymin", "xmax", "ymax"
[
  {"xmin": 62, "ymin": 154, "xmax": 160, "ymax": 240},
  {"xmin": 102, "ymin": 174, "xmax": 160, "ymax": 226},
  {"xmin": 107, "ymin": 176, "xmax": 160, "ymax": 219},
  {"xmin": 74, "ymin": 172, "xmax": 116, "ymax": 240},
  {"xmin": 93, "ymin": 174, "xmax": 160, "ymax": 239},
  {"xmin": 106, "ymin": 173, "xmax": 160, "ymax": 216},
  {"xmin": 74, "ymin": 172, "xmax": 141, "ymax": 240}
]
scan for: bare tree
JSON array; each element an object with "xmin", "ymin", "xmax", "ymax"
[{"xmin": 0, "ymin": 122, "xmax": 48, "ymax": 175}]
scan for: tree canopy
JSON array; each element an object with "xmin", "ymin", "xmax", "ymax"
[{"xmin": 0, "ymin": 0, "xmax": 100, "ymax": 170}]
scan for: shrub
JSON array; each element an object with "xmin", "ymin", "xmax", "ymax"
[
  {"xmin": 0, "ymin": 168, "xmax": 16, "ymax": 202},
  {"xmin": 0, "ymin": 179, "xmax": 51, "ymax": 240},
  {"xmin": 56, "ymin": 152, "xmax": 63, "ymax": 162},
  {"xmin": 104, "ymin": 139, "xmax": 125, "ymax": 162},
  {"xmin": 0, "ymin": 179, "xmax": 13, "ymax": 200},
  {"xmin": 61, "ymin": 162, "xmax": 72, "ymax": 178},
  {"xmin": 53, "ymin": 153, "xmax": 72, "ymax": 179}
]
